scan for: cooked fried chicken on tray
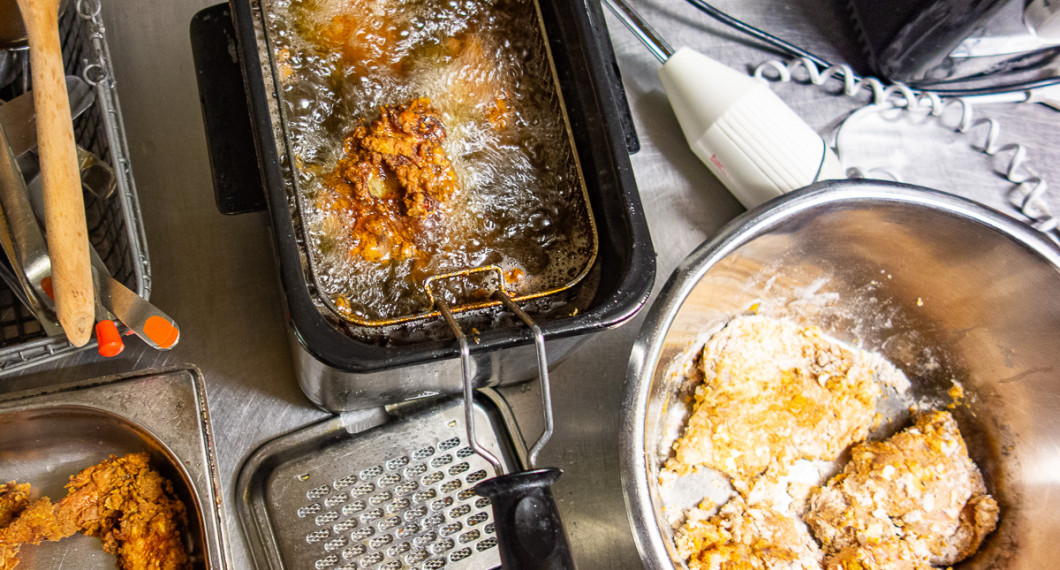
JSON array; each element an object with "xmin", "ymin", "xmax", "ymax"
[
  {"xmin": 0, "ymin": 484, "xmax": 29, "ymax": 528},
  {"xmin": 0, "ymin": 453, "xmax": 190, "ymax": 570},
  {"xmin": 0, "ymin": 484, "xmax": 31, "ymax": 569}
]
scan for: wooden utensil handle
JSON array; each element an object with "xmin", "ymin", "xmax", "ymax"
[{"xmin": 17, "ymin": 0, "xmax": 94, "ymax": 347}]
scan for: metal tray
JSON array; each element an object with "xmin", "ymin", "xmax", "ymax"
[
  {"xmin": 0, "ymin": 366, "xmax": 229, "ymax": 568},
  {"xmin": 238, "ymin": 397, "xmax": 517, "ymax": 570}
]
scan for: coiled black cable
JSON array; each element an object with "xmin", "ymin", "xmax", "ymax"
[{"xmin": 682, "ymin": 0, "xmax": 1060, "ymax": 98}]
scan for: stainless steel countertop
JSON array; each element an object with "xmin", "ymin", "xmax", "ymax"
[{"xmin": 3, "ymin": 0, "xmax": 1057, "ymax": 568}]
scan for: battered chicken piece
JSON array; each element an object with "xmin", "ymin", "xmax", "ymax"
[
  {"xmin": 0, "ymin": 453, "xmax": 189, "ymax": 570},
  {"xmin": 0, "ymin": 484, "xmax": 30, "ymax": 527},
  {"xmin": 0, "ymin": 484, "xmax": 32, "ymax": 570},
  {"xmin": 675, "ymin": 496, "xmax": 823, "ymax": 570},
  {"xmin": 823, "ymin": 539, "xmax": 931, "ymax": 570},
  {"xmin": 805, "ymin": 411, "xmax": 999, "ymax": 568},
  {"xmin": 665, "ymin": 316, "xmax": 881, "ymax": 483},
  {"xmin": 320, "ymin": 97, "xmax": 459, "ymax": 262}
]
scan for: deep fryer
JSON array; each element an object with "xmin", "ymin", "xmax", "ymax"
[
  {"xmin": 191, "ymin": 0, "xmax": 652, "ymax": 566},
  {"xmin": 192, "ymin": 0, "xmax": 654, "ymax": 412}
]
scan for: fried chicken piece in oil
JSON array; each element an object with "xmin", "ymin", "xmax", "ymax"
[
  {"xmin": 320, "ymin": 97, "xmax": 458, "ymax": 262},
  {"xmin": 315, "ymin": 2, "xmax": 401, "ymax": 75},
  {"xmin": 0, "ymin": 453, "xmax": 189, "ymax": 570}
]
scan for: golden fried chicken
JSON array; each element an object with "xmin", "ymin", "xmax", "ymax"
[
  {"xmin": 320, "ymin": 97, "xmax": 458, "ymax": 262},
  {"xmin": 0, "ymin": 484, "xmax": 30, "ymax": 528},
  {"xmin": 805, "ymin": 411, "xmax": 999, "ymax": 569},
  {"xmin": 0, "ymin": 453, "xmax": 189, "ymax": 570},
  {"xmin": 0, "ymin": 483, "xmax": 32, "ymax": 570}
]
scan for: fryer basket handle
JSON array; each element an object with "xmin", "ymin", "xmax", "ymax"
[
  {"xmin": 437, "ymin": 287, "xmax": 575, "ymax": 568},
  {"xmin": 475, "ymin": 468, "xmax": 575, "ymax": 570}
]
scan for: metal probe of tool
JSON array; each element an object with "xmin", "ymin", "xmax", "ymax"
[{"xmin": 604, "ymin": 0, "xmax": 845, "ymax": 209}]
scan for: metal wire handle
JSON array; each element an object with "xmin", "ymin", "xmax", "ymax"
[
  {"xmin": 493, "ymin": 289, "xmax": 555, "ymax": 468},
  {"xmin": 753, "ymin": 57, "xmax": 1058, "ymax": 242},
  {"xmin": 436, "ymin": 288, "xmax": 557, "ymax": 476}
]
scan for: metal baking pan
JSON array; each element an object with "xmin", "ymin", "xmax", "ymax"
[
  {"xmin": 192, "ymin": 0, "xmax": 654, "ymax": 410},
  {"xmin": 238, "ymin": 396, "xmax": 517, "ymax": 569},
  {"xmin": 0, "ymin": 366, "xmax": 229, "ymax": 568}
]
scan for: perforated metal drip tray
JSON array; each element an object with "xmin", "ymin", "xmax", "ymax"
[{"xmin": 237, "ymin": 397, "xmax": 517, "ymax": 569}]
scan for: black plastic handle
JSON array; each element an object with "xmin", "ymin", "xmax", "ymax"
[
  {"xmin": 475, "ymin": 468, "xmax": 575, "ymax": 570},
  {"xmin": 190, "ymin": 3, "xmax": 267, "ymax": 215}
]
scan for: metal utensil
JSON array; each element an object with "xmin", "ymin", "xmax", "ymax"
[
  {"xmin": 15, "ymin": 0, "xmax": 94, "ymax": 347},
  {"xmin": 623, "ymin": 180, "xmax": 1060, "ymax": 568},
  {"xmin": 0, "ymin": 0, "xmax": 28, "ymax": 91},
  {"xmin": 2, "ymin": 77, "xmax": 120, "ymax": 209},
  {"xmin": 0, "ymin": 120, "xmax": 62, "ymax": 335},
  {"xmin": 437, "ymin": 289, "xmax": 574, "ymax": 569},
  {"xmin": 91, "ymin": 248, "xmax": 180, "ymax": 350},
  {"xmin": 0, "ymin": 75, "xmax": 94, "ymax": 158}
]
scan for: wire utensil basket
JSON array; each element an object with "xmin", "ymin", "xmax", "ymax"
[{"xmin": 0, "ymin": 0, "xmax": 149, "ymax": 373}]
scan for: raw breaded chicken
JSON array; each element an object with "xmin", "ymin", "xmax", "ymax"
[
  {"xmin": 675, "ymin": 495, "xmax": 823, "ymax": 570},
  {"xmin": 805, "ymin": 411, "xmax": 999, "ymax": 568},
  {"xmin": 665, "ymin": 316, "xmax": 880, "ymax": 482}
]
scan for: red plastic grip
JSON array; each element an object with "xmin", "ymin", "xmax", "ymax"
[{"xmin": 95, "ymin": 320, "xmax": 125, "ymax": 357}]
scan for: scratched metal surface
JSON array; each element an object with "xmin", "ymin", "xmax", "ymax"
[{"xmin": 1, "ymin": 0, "xmax": 1057, "ymax": 568}]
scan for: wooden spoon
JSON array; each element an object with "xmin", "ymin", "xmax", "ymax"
[{"xmin": 15, "ymin": 0, "xmax": 93, "ymax": 346}]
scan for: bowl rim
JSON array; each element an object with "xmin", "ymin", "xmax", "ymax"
[{"xmin": 619, "ymin": 179, "xmax": 1060, "ymax": 568}]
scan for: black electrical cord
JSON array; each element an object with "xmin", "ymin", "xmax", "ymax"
[
  {"xmin": 682, "ymin": 0, "xmax": 1060, "ymax": 98},
  {"xmin": 682, "ymin": 0, "xmax": 834, "ymax": 69}
]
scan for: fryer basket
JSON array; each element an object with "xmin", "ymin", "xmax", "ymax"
[
  {"xmin": 253, "ymin": 0, "xmax": 600, "ymax": 330},
  {"xmin": 0, "ymin": 0, "xmax": 150, "ymax": 373}
]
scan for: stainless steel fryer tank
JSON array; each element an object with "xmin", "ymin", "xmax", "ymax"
[
  {"xmin": 204, "ymin": 0, "xmax": 654, "ymax": 412},
  {"xmin": 623, "ymin": 180, "xmax": 1060, "ymax": 569}
]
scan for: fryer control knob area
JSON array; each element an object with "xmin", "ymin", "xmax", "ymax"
[{"xmin": 475, "ymin": 468, "xmax": 574, "ymax": 569}]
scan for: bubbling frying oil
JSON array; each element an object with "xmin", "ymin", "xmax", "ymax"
[{"xmin": 265, "ymin": 0, "xmax": 594, "ymax": 323}]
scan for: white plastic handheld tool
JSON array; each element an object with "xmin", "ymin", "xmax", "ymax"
[{"xmin": 605, "ymin": 0, "xmax": 845, "ymax": 208}]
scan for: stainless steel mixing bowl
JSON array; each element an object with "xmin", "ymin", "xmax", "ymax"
[{"xmin": 622, "ymin": 179, "xmax": 1060, "ymax": 569}]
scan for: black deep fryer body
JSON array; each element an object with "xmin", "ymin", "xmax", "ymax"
[{"xmin": 210, "ymin": 0, "xmax": 654, "ymax": 376}]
